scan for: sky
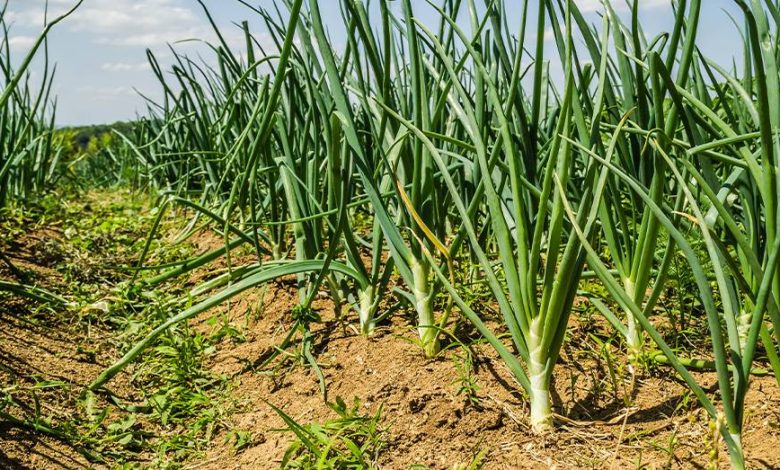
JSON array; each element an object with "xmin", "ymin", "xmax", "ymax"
[{"xmin": 2, "ymin": 0, "xmax": 745, "ymax": 126}]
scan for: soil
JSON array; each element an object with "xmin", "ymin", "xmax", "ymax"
[
  {"xmin": 190, "ymin": 284, "xmax": 780, "ymax": 470},
  {"xmin": 0, "ymin": 218, "xmax": 101, "ymax": 469},
  {"xmin": 2, "ymin": 193, "xmax": 780, "ymax": 469}
]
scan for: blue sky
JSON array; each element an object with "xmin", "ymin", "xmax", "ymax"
[{"xmin": 4, "ymin": 0, "xmax": 744, "ymax": 126}]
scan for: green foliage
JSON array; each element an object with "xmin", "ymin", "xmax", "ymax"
[
  {"xmin": 0, "ymin": 12, "xmax": 57, "ymax": 208},
  {"xmin": 0, "ymin": 192, "xmax": 234, "ymax": 467},
  {"xmin": 52, "ymin": 122, "xmax": 143, "ymax": 189},
  {"xmin": 272, "ymin": 397, "xmax": 386, "ymax": 469},
  {"xmin": 82, "ymin": 1, "xmax": 779, "ymax": 466}
]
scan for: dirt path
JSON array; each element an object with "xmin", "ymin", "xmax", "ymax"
[{"xmin": 0, "ymin": 195, "xmax": 119, "ymax": 469}]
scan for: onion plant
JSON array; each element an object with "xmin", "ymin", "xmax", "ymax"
[
  {"xmin": 258, "ymin": 1, "xmax": 396, "ymax": 332},
  {"xmin": 363, "ymin": 0, "xmax": 619, "ymax": 432},
  {"xmin": 90, "ymin": 0, "xmax": 325, "ymax": 388},
  {"xmin": 92, "ymin": 0, "xmax": 388, "ymax": 387},
  {"xmin": 557, "ymin": 1, "xmax": 780, "ymax": 467},
  {"xmin": 122, "ymin": 1, "xmax": 389, "ymax": 338},
  {"xmin": 296, "ymin": 0, "xmax": 472, "ymax": 355},
  {"xmin": 561, "ymin": 136, "xmax": 778, "ymax": 470},
  {"xmin": 0, "ymin": 1, "xmax": 82, "ymax": 207},
  {"xmin": 567, "ymin": 0, "xmax": 702, "ymax": 366},
  {"xmin": 84, "ymin": 2, "xmax": 780, "ymax": 465},
  {"xmin": 0, "ymin": 1, "xmax": 82, "ymax": 303}
]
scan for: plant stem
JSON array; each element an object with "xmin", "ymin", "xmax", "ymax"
[
  {"xmin": 623, "ymin": 278, "xmax": 643, "ymax": 366},
  {"xmin": 411, "ymin": 258, "xmax": 439, "ymax": 357},
  {"xmin": 727, "ymin": 432, "xmax": 745, "ymax": 470},
  {"xmin": 529, "ymin": 317, "xmax": 552, "ymax": 433},
  {"xmin": 358, "ymin": 287, "xmax": 376, "ymax": 335}
]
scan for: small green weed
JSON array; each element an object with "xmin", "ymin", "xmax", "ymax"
[{"xmin": 271, "ymin": 396, "xmax": 386, "ymax": 469}]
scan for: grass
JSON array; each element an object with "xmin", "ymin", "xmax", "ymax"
[
  {"xmin": 272, "ymin": 396, "xmax": 387, "ymax": 469},
  {"xmin": 0, "ymin": 190, "xmax": 236, "ymax": 467}
]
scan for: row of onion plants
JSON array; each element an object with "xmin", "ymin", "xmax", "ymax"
[{"xmin": 88, "ymin": 1, "xmax": 779, "ymax": 467}]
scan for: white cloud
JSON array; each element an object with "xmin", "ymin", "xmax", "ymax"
[
  {"xmin": 6, "ymin": 0, "xmax": 212, "ymax": 49},
  {"xmin": 7, "ymin": 35, "xmax": 36, "ymax": 50},
  {"xmin": 101, "ymin": 61, "xmax": 151, "ymax": 72}
]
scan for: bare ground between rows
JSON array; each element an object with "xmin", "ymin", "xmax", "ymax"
[
  {"xmin": 0, "ymin": 193, "xmax": 145, "ymax": 469},
  {"xmin": 191, "ymin": 281, "xmax": 780, "ymax": 470},
  {"xmin": 1, "ymin": 195, "xmax": 779, "ymax": 469}
]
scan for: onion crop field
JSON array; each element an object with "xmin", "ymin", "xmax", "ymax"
[{"xmin": 1, "ymin": 0, "xmax": 780, "ymax": 468}]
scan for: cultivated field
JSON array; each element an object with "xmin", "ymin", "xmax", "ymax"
[{"xmin": 1, "ymin": 1, "xmax": 779, "ymax": 468}]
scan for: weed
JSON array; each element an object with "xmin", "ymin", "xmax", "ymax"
[
  {"xmin": 0, "ymin": 192, "xmax": 236, "ymax": 467},
  {"xmin": 271, "ymin": 396, "xmax": 386, "ymax": 469},
  {"xmin": 452, "ymin": 348, "xmax": 481, "ymax": 408},
  {"xmin": 225, "ymin": 429, "xmax": 255, "ymax": 453}
]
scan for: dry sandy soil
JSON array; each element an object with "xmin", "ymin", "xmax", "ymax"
[{"xmin": 2, "ymin": 195, "xmax": 780, "ymax": 469}]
